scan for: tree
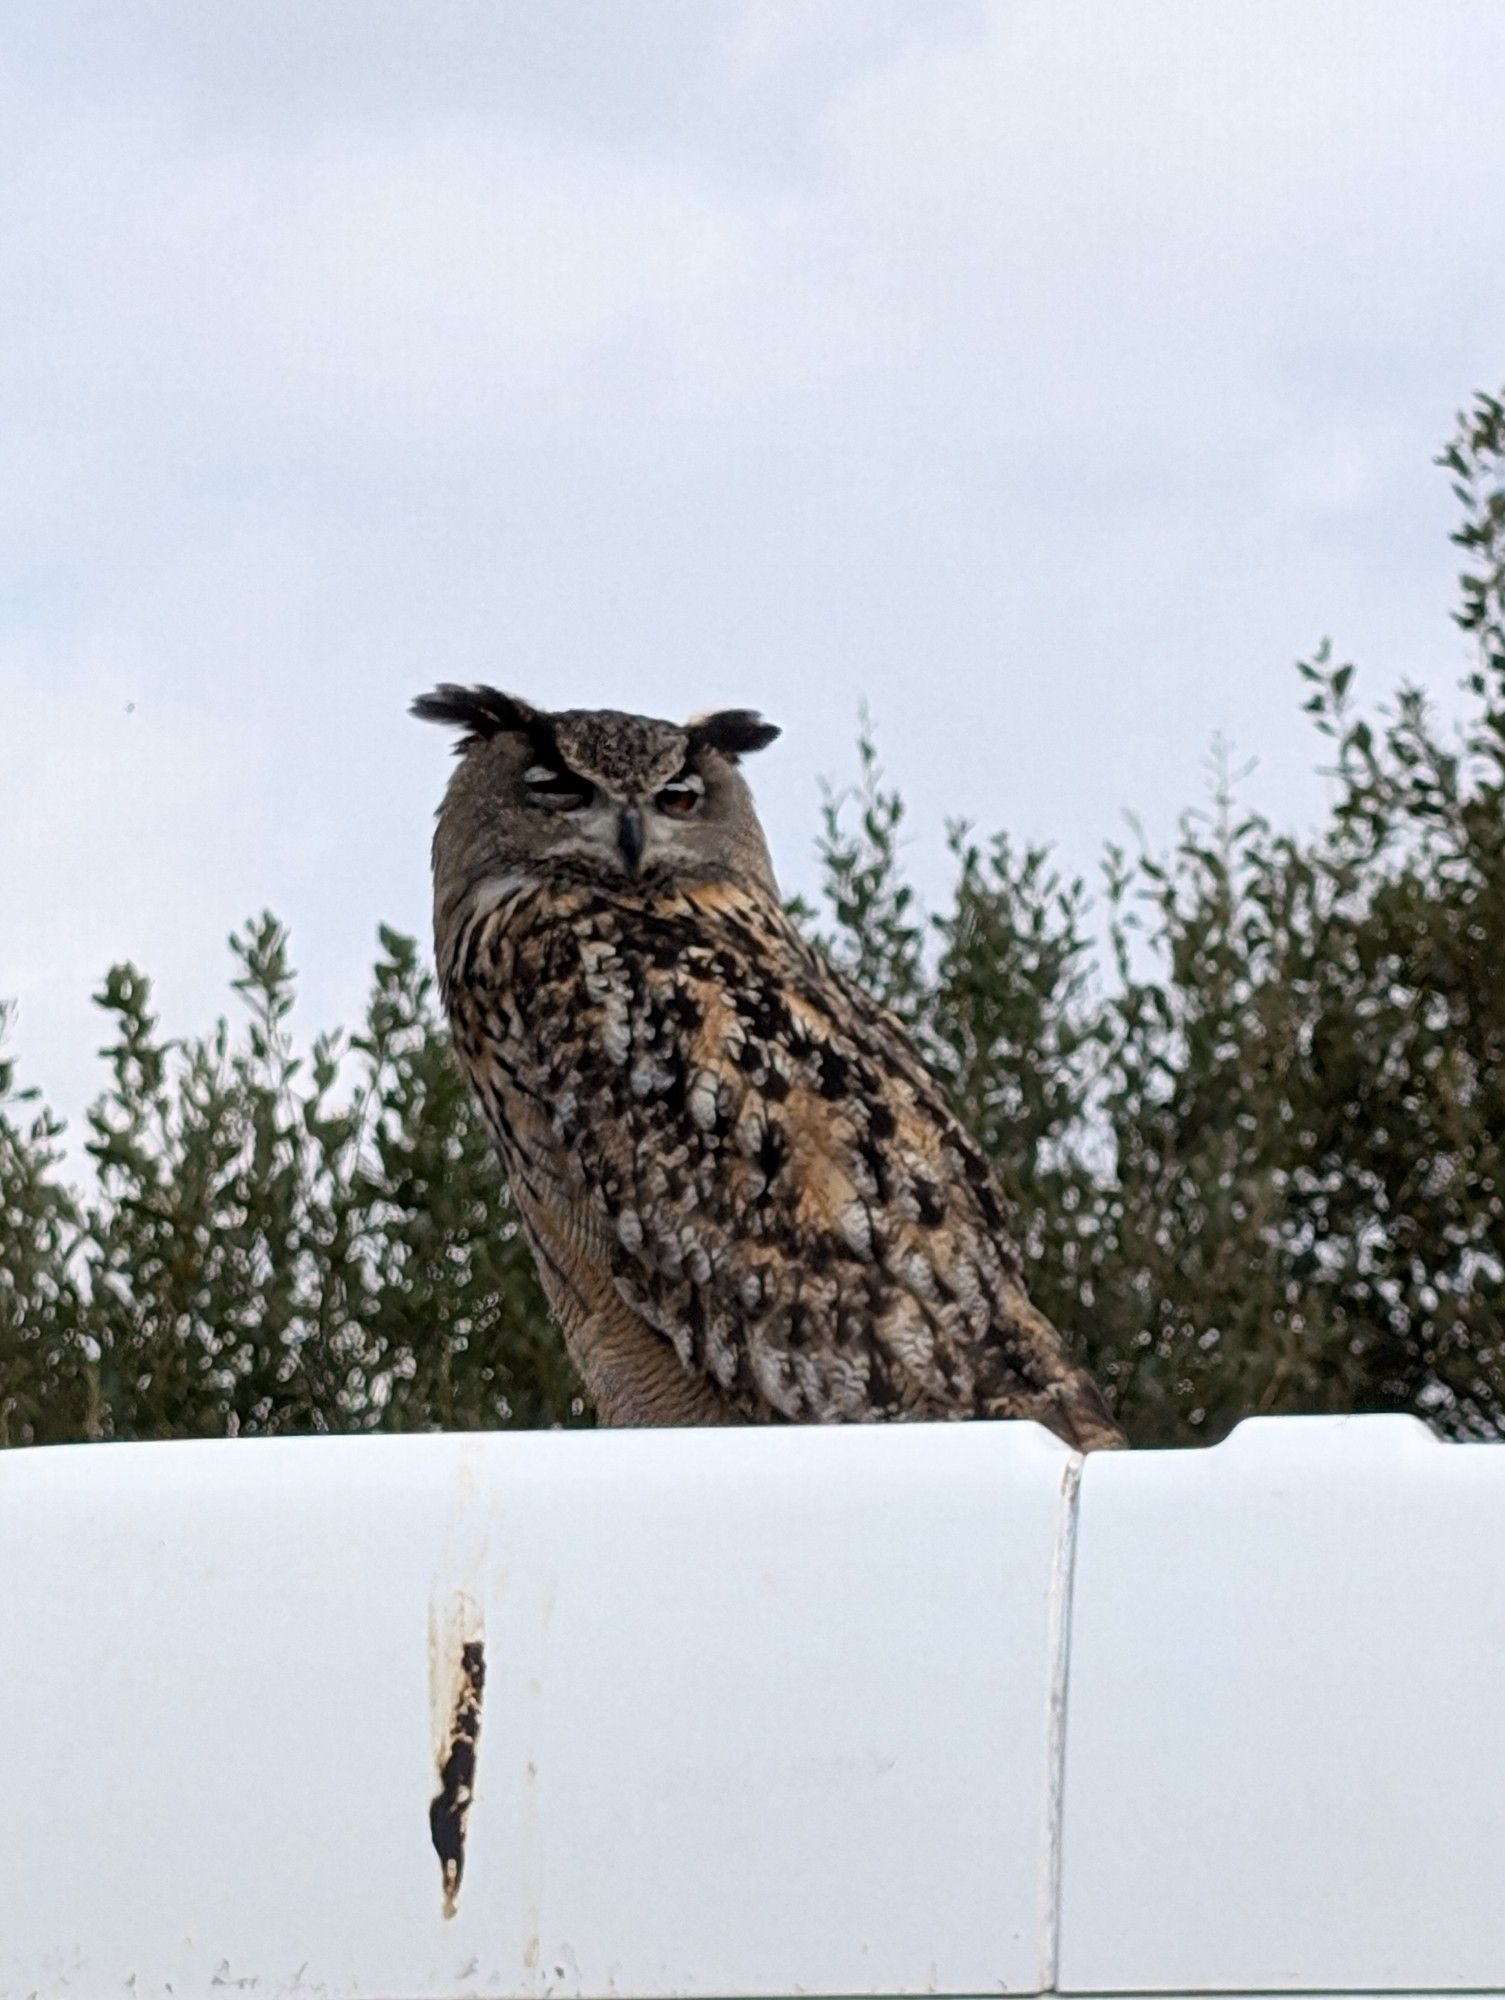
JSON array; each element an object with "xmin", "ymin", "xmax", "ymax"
[
  {"xmin": 1, "ymin": 927, "xmax": 577, "ymax": 1445},
  {"xmin": 4, "ymin": 389, "xmax": 1504, "ymax": 1448}
]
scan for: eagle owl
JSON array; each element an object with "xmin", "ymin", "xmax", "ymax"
[{"xmin": 414, "ymin": 686, "xmax": 1125, "ymax": 1452}]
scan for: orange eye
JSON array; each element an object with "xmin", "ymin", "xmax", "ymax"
[{"xmin": 656, "ymin": 776, "xmax": 704, "ymax": 817}]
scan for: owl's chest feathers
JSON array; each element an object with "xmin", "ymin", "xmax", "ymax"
[
  {"xmin": 450, "ymin": 879, "xmax": 800, "ymax": 1090},
  {"xmin": 452, "ymin": 885, "xmax": 972, "ymax": 1288},
  {"xmin": 444, "ymin": 881, "xmax": 789, "ymax": 1427}
]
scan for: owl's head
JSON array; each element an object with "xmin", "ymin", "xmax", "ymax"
[{"xmin": 414, "ymin": 685, "xmax": 782, "ymax": 937}]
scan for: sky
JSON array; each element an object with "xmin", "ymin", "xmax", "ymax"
[{"xmin": 4, "ymin": 0, "xmax": 1505, "ymax": 1146}]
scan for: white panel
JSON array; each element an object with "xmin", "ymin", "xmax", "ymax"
[
  {"xmin": 0, "ymin": 1422, "xmax": 1074, "ymax": 2000},
  {"xmin": 1057, "ymin": 1415, "xmax": 1505, "ymax": 1992}
]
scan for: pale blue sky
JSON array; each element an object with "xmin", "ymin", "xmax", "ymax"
[{"xmin": 5, "ymin": 1, "xmax": 1505, "ymax": 1135}]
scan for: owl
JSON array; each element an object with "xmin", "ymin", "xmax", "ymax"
[{"xmin": 413, "ymin": 686, "xmax": 1125, "ymax": 1452}]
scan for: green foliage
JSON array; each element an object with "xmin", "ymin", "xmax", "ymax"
[
  {"xmin": 4, "ymin": 389, "xmax": 1505, "ymax": 1448},
  {"xmin": 0, "ymin": 928, "xmax": 577, "ymax": 1445}
]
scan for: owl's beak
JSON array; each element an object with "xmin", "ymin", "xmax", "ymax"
[{"xmin": 617, "ymin": 805, "xmax": 645, "ymax": 875}]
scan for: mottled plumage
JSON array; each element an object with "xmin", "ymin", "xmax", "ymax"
[{"xmin": 415, "ymin": 686, "xmax": 1125, "ymax": 1451}]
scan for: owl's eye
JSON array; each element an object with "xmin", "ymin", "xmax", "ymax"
[
  {"xmin": 523, "ymin": 764, "xmax": 593, "ymax": 812},
  {"xmin": 656, "ymin": 773, "xmax": 705, "ymax": 817}
]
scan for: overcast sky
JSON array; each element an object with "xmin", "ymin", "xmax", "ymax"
[{"xmin": 5, "ymin": 0, "xmax": 1505, "ymax": 1144}]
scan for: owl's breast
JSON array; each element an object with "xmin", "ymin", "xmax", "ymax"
[{"xmin": 441, "ymin": 873, "xmax": 1122, "ymax": 1443}]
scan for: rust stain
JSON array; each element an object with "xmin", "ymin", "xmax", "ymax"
[{"xmin": 430, "ymin": 1633, "xmax": 487, "ymax": 1920}]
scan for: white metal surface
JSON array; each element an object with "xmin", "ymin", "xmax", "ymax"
[
  {"xmin": 4, "ymin": 1415, "xmax": 1505, "ymax": 1999},
  {"xmin": 0, "ymin": 1422, "xmax": 1075, "ymax": 2000},
  {"xmin": 1057, "ymin": 1414, "xmax": 1505, "ymax": 1993}
]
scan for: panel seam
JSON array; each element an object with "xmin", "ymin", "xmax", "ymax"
[{"xmin": 1039, "ymin": 1451, "xmax": 1083, "ymax": 1993}]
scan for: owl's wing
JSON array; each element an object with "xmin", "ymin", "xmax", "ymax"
[{"xmin": 519, "ymin": 883, "xmax": 1124, "ymax": 1451}]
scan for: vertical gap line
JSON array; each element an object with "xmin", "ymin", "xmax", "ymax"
[{"xmin": 1039, "ymin": 1451, "xmax": 1083, "ymax": 1994}]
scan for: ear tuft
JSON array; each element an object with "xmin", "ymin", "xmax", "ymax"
[
  {"xmin": 685, "ymin": 709, "xmax": 781, "ymax": 762},
  {"xmin": 410, "ymin": 685, "xmax": 546, "ymax": 755}
]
